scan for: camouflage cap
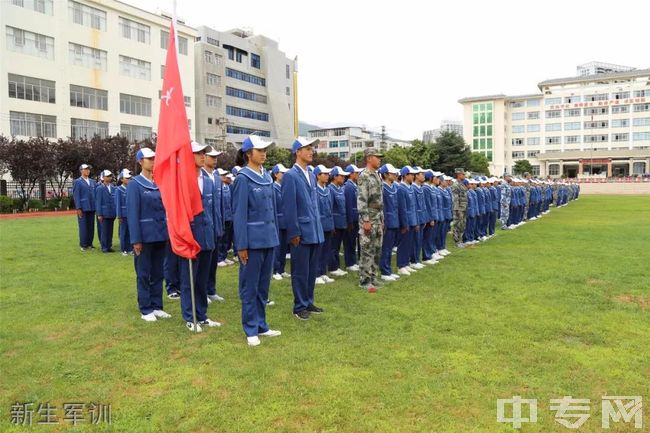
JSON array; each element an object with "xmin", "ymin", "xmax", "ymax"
[
  {"xmin": 364, "ymin": 148, "xmax": 384, "ymax": 158},
  {"xmin": 454, "ymin": 168, "xmax": 465, "ymax": 174}
]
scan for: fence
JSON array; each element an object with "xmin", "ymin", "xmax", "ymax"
[{"xmin": 0, "ymin": 179, "xmax": 74, "ymax": 201}]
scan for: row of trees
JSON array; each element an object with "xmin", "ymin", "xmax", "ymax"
[{"xmin": 0, "ymin": 131, "xmax": 488, "ymax": 210}]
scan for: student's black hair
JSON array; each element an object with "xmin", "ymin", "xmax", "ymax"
[{"xmin": 235, "ymin": 149, "xmax": 249, "ymax": 167}]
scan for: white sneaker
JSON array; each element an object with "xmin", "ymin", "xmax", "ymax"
[
  {"xmin": 141, "ymin": 312, "xmax": 157, "ymax": 322},
  {"xmin": 406, "ymin": 266, "xmax": 417, "ymax": 273},
  {"xmin": 207, "ymin": 294, "xmax": 224, "ymax": 302},
  {"xmin": 315, "ymin": 277, "xmax": 326, "ymax": 285},
  {"xmin": 441, "ymin": 249, "xmax": 451, "ymax": 256},
  {"xmin": 322, "ymin": 275, "xmax": 335, "ymax": 283},
  {"xmin": 266, "ymin": 300, "xmax": 275, "ymax": 306},
  {"xmin": 347, "ymin": 265, "xmax": 359, "ymax": 272},
  {"xmin": 381, "ymin": 274, "xmax": 396, "ymax": 281},
  {"xmin": 390, "ymin": 273, "xmax": 401, "ymax": 279},
  {"xmin": 200, "ymin": 318, "xmax": 222, "ymax": 327},
  {"xmin": 423, "ymin": 259, "xmax": 437, "ymax": 265},
  {"xmin": 285, "ymin": 253, "xmax": 291, "ymax": 259},
  {"xmin": 412, "ymin": 263, "xmax": 425, "ymax": 269},
  {"xmin": 121, "ymin": 251, "xmax": 129, "ymax": 256},
  {"xmin": 392, "ymin": 247, "xmax": 398, "ymax": 253},
  {"xmin": 247, "ymin": 336, "xmax": 260, "ymax": 346},
  {"xmin": 260, "ymin": 329, "xmax": 281, "ymax": 337},
  {"xmin": 330, "ymin": 269, "xmax": 348, "ymax": 277},
  {"xmin": 152, "ymin": 310, "xmax": 171, "ymax": 319},
  {"xmin": 186, "ymin": 322, "xmax": 203, "ymax": 333},
  {"xmin": 281, "ymin": 272, "xmax": 291, "ymax": 278},
  {"xmin": 217, "ymin": 261, "xmax": 228, "ymax": 267},
  {"xmin": 272, "ymin": 273, "xmax": 283, "ymax": 280},
  {"xmin": 398, "ymin": 267, "xmax": 411, "ymax": 276},
  {"xmin": 225, "ymin": 259, "xmax": 234, "ymax": 265},
  {"xmin": 433, "ymin": 253, "xmax": 444, "ymax": 260}
]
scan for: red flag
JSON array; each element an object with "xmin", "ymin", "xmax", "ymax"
[{"xmin": 154, "ymin": 21, "xmax": 202, "ymax": 259}]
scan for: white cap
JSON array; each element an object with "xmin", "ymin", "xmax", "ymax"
[
  {"xmin": 136, "ymin": 147, "xmax": 155, "ymax": 161},
  {"xmin": 313, "ymin": 164, "xmax": 332, "ymax": 175},
  {"xmin": 206, "ymin": 147, "xmax": 222, "ymax": 157},
  {"xmin": 242, "ymin": 135, "xmax": 275, "ymax": 152},
  {"xmin": 191, "ymin": 141, "xmax": 209, "ymax": 153},
  {"xmin": 216, "ymin": 168, "xmax": 228, "ymax": 176},
  {"xmin": 381, "ymin": 163, "xmax": 400, "ymax": 175},
  {"xmin": 120, "ymin": 169, "xmax": 132, "ymax": 179},
  {"xmin": 101, "ymin": 169, "xmax": 113, "ymax": 178},
  {"xmin": 292, "ymin": 137, "xmax": 320, "ymax": 153},
  {"xmin": 226, "ymin": 173, "xmax": 235, "ymax": 180},
  {"xmin": 79, "ymin": 163, "xmax": 91, "ymax": 170}
]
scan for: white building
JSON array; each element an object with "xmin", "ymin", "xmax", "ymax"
[
  {"xmin": 193, "ymin": 26, "xmax": 295, "ymax": 149},
  {"xmin": 423, "ymin": 120, "xmax": 463, "ymax": 143},
  {"xmin": 459, "ymin": 64, "xmax": 650, "ymax": 177},
  {"xmin": 308, "ymin": 126, "xmax": 411, "ymax": 160},
  {"xmin": 576, "ymin": 61, "xmax": 635, "ymax": 77},
  {"xmin": 1, "ymin": 0, "xmax": 197, "ymax": 142}
]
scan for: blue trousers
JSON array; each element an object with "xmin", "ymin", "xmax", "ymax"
[
  {"xmin": 397, "ymin": 228, "xmax": 413, "ymax": 269},
  {"xmin": 134, "ymin": 241, "xmax": 166, "ymax": 315},
  {"xmin": 77, "ymin": 211, "xmax": 95, "ymax": 248},
  {"xmin": 99, "ymin": 218, "xmax": 115, "ymax": 252},
  {"xmin": 118, "ymin": 218, "xmax": 132, "ymax": 253},
  {"xmin": 239, "ymin": 248, "xmax": 273, "ymax": 337},
  {"xmin": 434, "ymin": 221, "xmax": 444, "ymax": 251},
  {"xmin": 218, "ymin": 221, "xmax": 233, "ymax": 262},
  {"xmin": 380, "ymin": 228, "xmax": 399, "ymax": 276},
  {"xmin": 329, "ymin": 228, "xmax": 345, "ymax": 271},
  {"xmin": 488, "ymin": 211, "xmax": 497, "ymax": 235},
  {"xmin": 411, "ymin": 224, "xmax": 424, "ymax": 264},
  {"xmin": 290, "ymin": 242, "xmax": 318, "ymax": 314},
  {"xmin": 343, "ymin": 223, "xmax": 359, "ymax": 267},
  {"xmin": 96, "ymin": 215, "xmax": 102, "ymax": 245},
  {"xmin": 164, "ymin": 243, "xmax": 180, "ymax": 295},
  {"xmin": 423, "ymin": 222, "xmax": 435, "ymax": 261},
  {"xmin": 179, "ymin": 250, "xmax": 211, "ymax": 322},
  {"xmin": 316, "ymin": 232, "xmax": 332, "ymax": 277},
  {"xmin": 273, "ymin": 229, "xmax": 289, "ymax": 275},
  {"xmin": 207, "ymin": 247, "xmax": 220, "ymax": 297}
]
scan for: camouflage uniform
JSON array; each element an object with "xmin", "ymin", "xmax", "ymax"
[
  {"xmin": 357, "ymin": 167, "xmax": 384, "ymax": 285},
  {"xmin": 499, "ymin": 181, "xmax": 512, "ymax": 228},
  {"xmin": 523, "ymin": 182, "xmax": 531, "ymax": 219},
  {"xmin": 450, "ymin": 180, "xmax": 468, "ymax": 244}
]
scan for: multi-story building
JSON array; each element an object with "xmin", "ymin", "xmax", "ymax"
[
  {"xmin": 193, "ymin": 26, "xmax": 295, "ymax": 149},
  {"xmin": 459, "ymin": 64, "xmax": 650, "ymax": 177},
  {"xmin": 1, "ymin": 0, "xmax": 196, "ymax": 142},
  {"xmin": 308, "ymin": 126, "xmax": 411, "ymax": 160},
  {"xmin": 423, "ymin": 120, "xmax": 463, "ymax": 144}
]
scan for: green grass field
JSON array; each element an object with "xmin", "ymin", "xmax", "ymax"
[{"xmin": 1, "ymin": 195, "xmax": 649, "ymax": 432}]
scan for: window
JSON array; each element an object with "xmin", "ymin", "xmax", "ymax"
[
  {"xmin": 69, "ymin": 43, "xmax": 107, "ymax": 70},
  {"xmin": 565, "ymin": 135, "xmax": 580, "ymax": 144},
  {"xmin": 564, "ymin": 122, "xmax": 581, "ymax": 130},
  {"xmin": 564, "ymin": 95, "xmax": 581, "ymax": 103},
  {"xmin": 161, "ymin": 30, "xmax": 169, "ymax": 49},
  {"xmin": 527, "ymin": 124, "xmax": 540, "ymax": 132},
  {"xmin": 527, "ymin": 151, "xmax": 539, "ymax": 158},
  {"xmin": 6, "ymin": 27, "xmax": 54, "ymax": 60},
  {"xmin": 584, "ymin": 120, "xmax": 608, "ymax": 129},
  {"xmin": 70, "ymin": 84, "xmax": 107, "ymax": 110},
  {"xmin": 634, "ymin": 90, "xmax": 650, "ymax": 98},
  {"xmin": 206, "ymin": 37, "xmax": 219, "ymax": 47},
  {"xmin": 10, "ymin": 111, "xmax": 56, "ymax": 137},
  {"xmin": 120, "ymin": 93, "xmax": 151, "ymax": 117},
  {"xmin": 119, "ymin": 17, "xmax": 150, "ymax": 44},
  {"xmin": 545, "ymin": 123, "xmax": 561, "ymax": 132},
  {"xmin": 612, "ymin": 105, "xmax": 630, "ymax": 114},
  {"xmin": 545, "ymin": 97, "xmax": 561, "ymax": 105},
  {"xmin": 184, "ymin": 96, "xmax": 191, "ymax": 107},
  {"xmin": 511, "ymin": 138, "xmax": 524, "ymax": 146},
  {"xmin": 510, "ymin": 101, "xmax": 524, "ymax": 108},
  {"xmin": 633, "ymin": 103, "xmax": 650, "ymax": 112},
  {"xmin": 120, "ymin": 124, "xmax": 152, "ymax": 141},
  {"xmin": 286, "ymin": 87, "xmax": 290, "ymax": 96},
  {"xmin": 585, "ymin": 93, "xmax": 608, "ymax": 102},
  {"xmin": 226, "ymin": 125, "xmax": 270, "ymax": 137},
  {"xmin": 178, "ymin": 36, "xmax": 188, "ymax": 55},
  {"xmin": 633, "ymin": 117, "xmax": 650, "ymax": 127},
  {"xmin": 8, "ymin": 74, "xmax": 55, "ymax": 103},
  {"xmin": 13, "ymin": 0, "xmax": 53, "ymax": 14},
  {"xmin": 329, "ymin": 141, "xmax": 339, "ymax": 148},
  {"xmin": 226, "ymin": 68, "xmax": 265, "ymax": 86},
  {"xmin": 612, "ymin": 92, "xmax": 630, "ymax": 100},
  {"xmin": 69, "ymin": 1, "xmax": 105, "ymax": 30},
  {"xmin": 527, "ymin": 111, "xmax": 540, "ymax": 120},
  {"xmin": 527, "ymin": 137, "xmax": 540, "ymax": 145},
  {"xmin": 531, "ymin": 165, "xmax": 540, "ymax": 176},
  {"xmin": 286, "ymin": 64, "xmax": 290, "ymax": 79},
  {"xmin": 204, "ymin": 51, "xmax": 222, "ymax": 65},
  {"xmin": 226, "ymin": 105, "xmax": 269, "ymax": 122},
  {"xmin": 612, "ymin": 133, "xmax": 629, "ymax": 142},
  {"xmin": 207, "ymin": 73, "xmax": 220, "ymax": 86},
  {"xmin": 119, "ymin": 55, "xmax": 151, "ymax": 80},
  {"xmin": 339, "ymin": 152, "xmax": 348, "ymax": 158},
  {"xmin": 226, "ymin": 87, "xmax": 267, "ymax": 103},
  {"xmin": 527, "ymin": 99, "xmax": 540, "ymax": 107},
  {"xmin": 512, "ymin": 151, "xmax": 525, "ymax": 159},
  {"xmin": 206, "ymin": 94, "xmax": 221, "ymax": 107},
  {"xmin": 549, "ymin": 164, "xmax": 560, "ymax": 176},
  {"xmin": 633, "ymin": 132, "xmax": 650, "ymax": 141},
  {"xmin": 545, "ymin": 110, "xmax": 561, "ymax": 118},
  {"xmin": 251, "ymin": 53, "xmax": 261, "ymax": 69},
  {"xmin": 512, "ymin": 112, "xmax": 525, "ymax": 121},
  {"xmin": 546, "ymin": 136, "xmax": 561, "ymax": 145},
  {"xmin": 611, "ymin": 119, "xmax": 629, "ymax": 128},
  {"xmin": 564, "ymin": 108, "xmax": 580, "ymax": 117},
  {"xmin": 71, "ymin": 118, "xmax": 108, "ymax": 138},
  {"xmin": 584, "ymin": 134, "xmax": 608, "ymax": 143},
  {"xmin": 160, "ymin": 65, "xmax": 165, "ymax": 79},
  {"xmin": 584, "ymin": 107, "xmax": 608, "ymax": 116},
  {"xmin": 512, "ymin": 125, "xmax": 525, "ymax": 133}
]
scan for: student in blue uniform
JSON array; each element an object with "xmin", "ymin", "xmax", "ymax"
[
  {"xmin": 232, "ymin": 136, "xmax": 281, "ymax": 346},
  {"xmin": 464, "ymin": 179, "xmax": 478, "ymax": 244},
  {"xmin": 440, "ymin": 175, "xmax": 453, "ymax": 255},
  {"xmin": 282, "ymin": 137, "xmax": 325, "ymax": 321},
  {"xmin": 397, "ymin": 166, "xmax": 418, "ymax": 276},
  {"xmin": 95, "ymin": 170, "xmax": 117, "ymax": 253},
  {"xmin": 115, "ymin": 169, "xmax": 133, "ymax": 256},
  {"xmin": 327, "ymin": 166, "xmax": 349, "ymax": 277},
  {"xmin": 379, "ymin": 163, "xmax": 401, "ymax": 281},
  {"xmin": 314, "ymin": 164, "xmax": 335, "ymax": 285},
  {"xmin": 488, "ymin": 178, "xmax": 499, "ymax": 236},
  {"xmin": 218, "ymin": 171, "xmax": 235, "ymax": 266},
  {"xmin": 179, "ymin": 142, "xmax": 222, "ymax": 333},
  {"xmin": 73, "ymin": 163, "xmax": 96, "ymax": 251},
  {"xmin": 126, "ymin": 148, "xmax": 171, "ymax": 322},
  {"xmin": 411, "ymin": 168, "xmax": 428, "ymax": 269},
  {"xmin": 203, "ymin": 146, "xmax": 225, "ymax": 304},
  {"xmin": 271, "ymin": 163, "xmax": 290, "ymax": 280},
  {"xmin": 421, "ymin": 170, "xmax": 437, "ymax": 265},
  {"xmin": 343, "ymin": 164, "xmax": 363, "ymax": 272}
]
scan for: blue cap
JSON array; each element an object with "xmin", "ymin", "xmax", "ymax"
[
  {"xmin": 345, "ymin": 164, "xmax": 363, "ymax": 174},
  {"xmin": 379, "ymin": 163, "xmax": 399, "ymax": 175},
  {"xmin": 136, "ymin": 147, "xmax": 155, "ymax": 161},
  {"xmin": 271, "ymin": 163, "xmax": 289, "ymax": 175},
  {"xmin": 313, "ymin": 164, "xmax": 332, "ymax": 176},
  {"xmin": 291, "ymin": 137, "xmax": 320, "ymax": 154},
  {"xmin": 241, "ymin": 135, "xmax": 274, "ymax": 153},
  {"xmin": 330, "ymin": 166, "xmax": 350, "ymax": 177},
  {"xmin": 424, "ymin": 171, "xmax": 434, "ymax": 180},
  {"xmin": 400, "ymin": 166, "xmax": 418, "ymax": 177}
]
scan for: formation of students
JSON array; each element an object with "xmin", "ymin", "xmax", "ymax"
[{"xmin": 72, "ymin": 136, "xmax": 580, "ymax": 346}]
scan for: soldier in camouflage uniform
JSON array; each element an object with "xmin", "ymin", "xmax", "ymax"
[
  {"xmin": 522, "ymin": 172, "xmax": 531, "ymax": 220},
  {"xmin": 357, "ymin": 148, "xmax": 384, "ymax": 292},
  {"xmin": 450, "ymin": 168, "xmax": 468, "ymax": 248},
  {"xmin": 500, "ymin": 173, "xmax": 513, "ymax": 229}
]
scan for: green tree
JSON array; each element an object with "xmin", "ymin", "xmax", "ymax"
[
  {"xmin": 431, "ymin": 131, "xmax": 471, "ymax": 175},
  {"xmin": 407, "ymin": 139, "xmax": 436, "ymax": 169},
  {"xmin": 382, "ymin": 145, "xmax": 410, "ymax": 168},
  {"xmin": 468, "ymin": 152, "xmax": 490, "ymax": 176},
  {"xmin": 264, "ymin": 146, "xmax": 292, "ymax": 170},
  {"xmin": 513, "ymin": 159, "xmax": 533, "ymax": 175}
]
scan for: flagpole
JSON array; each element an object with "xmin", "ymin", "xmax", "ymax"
[{"xmin": 188, "ymin": 259, "xmax": 198, "ymax": 332}]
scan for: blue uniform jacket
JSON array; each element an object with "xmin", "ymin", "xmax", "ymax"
[
  {"xmin": 316, "ymin": 185, "xmax": 334, "ymax": 233},
  {"xmin": 413, "ymin": 183, "xmax": 427, "ymax": 225},
  {"xmin": 344, "ymin": 180, "xmax": 358, "ymax": 226},
  {"xmin": 382, "ymin": 182, "xmax": 400, "ymax": 230},
  {"xmin": 73, "ymin": 177, "xmax": 96, "ymax": 211},
  {"xmin": 115, "ymin": 185, "xmax": 127, "ymax": 219},
  {"xmin": 281, "ymin": 165, "xmax": 324, "ymax": 245},
  {"xmin": 422, "ymin": 184, "xmax": 435, "ymax": 222},
  {"xmin": 467, "ymin": 189, "xmax": 478, "ymax": 218},
  {"xmin": 188, "ymin": 172, "xmax": 217, "ymax": 251},
  {"xmin": 442, "ymin": 188, "xmax": 453, "ymax": 220},
  {"xmin": 398, "ymin": 182, "xmax": 417, "ymax": 227},
  {"xmin": 95, "ymin": 183, "xmax": 117, "ymax": 219},
  {"xmin": 475, "ymin": 187, "xmax": 486, "ymax": 215},
  {"xmin": 432, "ymin": 186, "xmax": 444, "ymax": 222},
  {"xmin": 222, "ymin": 184, "xmax": 233, "ymax": 222},
  {"xmin": 328, "ymin": 184, "xmax": 347, "ymax": 229},
  {"xmin": 232, "ymin": 166, "xmax": 279, "ymax": 251},
  {"xmin": 202, "ymin": 169, "xmax": 224, "ymax": 239},
  {"xmin": 273, "ymin": 182, "xmax": 287, "ymax": 230},
  {"xmin": 126, "ymin": 175, "xmax": 168, "ymax": 244}
]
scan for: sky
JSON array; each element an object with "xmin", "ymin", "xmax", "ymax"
[{"xmin": 131, "ymin": 0, "xmax": 649, "ymax": 140}]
